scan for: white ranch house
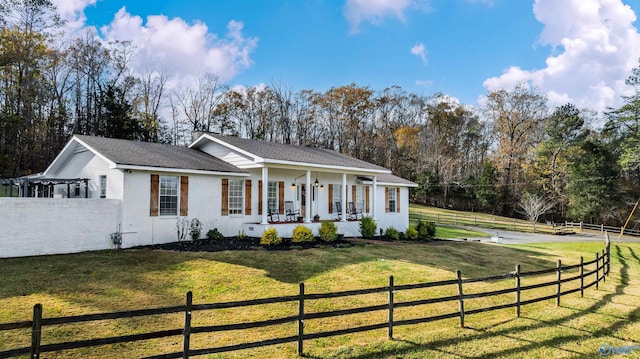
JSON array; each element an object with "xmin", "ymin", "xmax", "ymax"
[{"xmin": 0, "ymin": 134, "xmax": 416, "ymax": 257}]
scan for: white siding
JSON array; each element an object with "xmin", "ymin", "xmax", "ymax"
[{"xmin": 197, "ymin": 141, "xmax": 256, "ymax": 168}]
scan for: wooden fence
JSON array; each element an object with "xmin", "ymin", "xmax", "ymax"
[
  {"xmin": 413, "ymin": 211, "xmax": 640, "ymax": 236},
  {"xmin": 0, "ymin": 245, "xmax": 610, "ymax": 359}
]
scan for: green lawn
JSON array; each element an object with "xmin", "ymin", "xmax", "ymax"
[{"xmin": 1, "ymin": 239, "xmax": 638, "ymax": 358}]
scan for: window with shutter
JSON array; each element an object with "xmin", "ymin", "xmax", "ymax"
[
  {"xmin": 221, "ymin": 179, "xmax": 229, "ymax": 216},
  {"xmin": 245, "ymin": 180, "xmax": 252, "ymax": 215}
]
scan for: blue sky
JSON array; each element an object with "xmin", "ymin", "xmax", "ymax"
[{"xmin": 55, "ymin": 0, "xmax": 640, "ymax": 111}]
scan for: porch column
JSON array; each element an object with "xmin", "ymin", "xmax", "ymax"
[
  {"xmin": 305, "ymin": 170, "xmax": 311, "ymax": 223},
  {"xmin": 261, "ymin": 167, "xmax": 269, "ymax": 224},
  {"xmin": 341, "ymin": 173, "xmax": 347, "ymax": 222},
  {"xmin": 372, "ymin": 176, "xmax": 378, "ymax": 221}
]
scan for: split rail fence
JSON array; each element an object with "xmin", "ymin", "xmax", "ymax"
[
  {"xmin": 414, "ymin": 211, "xmax": 640, "ymax": 236},
  {"xmin": 0, "ymin": 245, "xmax": 610, "ymax": 358}
]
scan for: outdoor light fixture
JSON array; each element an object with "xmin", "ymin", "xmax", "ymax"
[
  {"xmin": 320, "ymin": 184, "xmax": 325, "ymax": 190},
  {"xmin": 314, "ymin": 178, "xmax": 319, "ymax": 187},
  {"xmin": 291, "ymin": 183, "xmax": 296, "ymax": 189}
]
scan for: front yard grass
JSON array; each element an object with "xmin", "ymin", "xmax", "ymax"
[{"xmin": 1, "ymin": 240, "xmax": 638, "ymax": 358}]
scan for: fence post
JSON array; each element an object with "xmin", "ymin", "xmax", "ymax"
[
  {"xmin": 456, "ymin": 270, "xmax": 465, "ymax": 328},
  {"xmin": 515, "ymin": 264, "xmax": 521, "ymax": 318},
  {"xmin": 298, "ymin": 282, "xmax": 305, "ymax": 356},
  {"xmin": 601, "ymin": 249, "xmax": 606, "ymax": 282},
  {"xmin": 388, "ymin": 276, "xmax": 394, "ymax": 339},
  {"xmin": 182, "ymin": 291, "xmax": 193, "ymax": 359},
  {"xmin": 607, "ymin": 243, "xmax": 611, "ymax": 276},
  {"xmin": 30, "ymin": 303, "xmax": 42, "ymax": 359},
  {"xmin": 580, "ymin": 222, "xmax": 583, "ymax": 231},
  {"xmin": 493, "ymin": 217, "xmax": 496, "ymax": 228},
  {"xmin": 601, "ymin": 224, "xmax": 604, "ymax": 232},
  {"xmin": 580, "ymin": 256, "xmax": 584, "ymax": 297},
  {"xmin": 556, "ymin": 260, "xmax": 562, "ymax": 306},
  {"xmin": 474, "ymin": 215, "xmax": 477, "ymax": 226},
  {"xmin": 595, "ymin": 252, "xmax": 600, "ymax": 290},
  {"xmin": 513, "ymin": 219, "xmax": 516, "ymax": 231}
]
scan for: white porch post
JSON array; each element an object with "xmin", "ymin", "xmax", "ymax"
[
  {"xmin": 341, "ymin": 172, "xmax": 347, "ymax": 222},
  {"xmin": 305, "ymin": 170, "xmax": 311, "ymax": 223},
  {"xmin": 372, "ymin": 175, "xmax": 378, "ymax": 221},
  {"xmin": 261, "ymin": 166, "xmax": 269, "ymax": 224}
]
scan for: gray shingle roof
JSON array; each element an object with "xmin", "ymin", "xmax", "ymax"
[
  {"xmin": 75, "ymin": 135, "xmax": 245, "ymax": 173},
  {"xmin": 372, "ymin": 173, "xmax": 418, "ymax": 187},
  {"xmin": 208, "ymin": 134, "xmax": 390, "ymax": 172}
]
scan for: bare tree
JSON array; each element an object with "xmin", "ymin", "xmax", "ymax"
[{"xmin": 518, "ymin": 192, "xmax": 555, "ymax": 232}]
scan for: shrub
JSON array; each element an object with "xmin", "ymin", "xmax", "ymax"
[
  {"xmin": 260, "ymin": 228, "xmax": 282, "ymax": 246},
  {"xmin": 176, "ymin": 218, "xmax": 188, "ymax": 241},
  {"xmin": 416, "ymin": 220, "xmax": 436, "ymax": 240},
  {"xmin": 189, "ymin": 218, "xmax": 203, "ymax": 240},
  {"xmin": 406, "ymin": 227, "xmax": 419, "ymax": 241},
  {"xmin": 292, "ymin": 225, "xmax": 314, "ymax": 243},
  {"xmin": 384, "ymin": 226, "xmax": 400, "ymax": 241},
  {"xmin": 237, "ymin": 229, "xmax": 247, "ymax": 240},
  {"xmin": 318, "ymin": 220, "xmax": 338, "ymax": 242},
  {"xmin": 206, "ymin": 228, "xmax": 224, "ymax": 241},
  {"xmin": 398, "ymin": 231, "xmax": 406, "ymax": 241},
  {"xmin": 360, "ymin": 216, "xmax": 377, "ymax": 239}
]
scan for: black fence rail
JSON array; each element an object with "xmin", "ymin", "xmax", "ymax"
[{"xmin": 0, "ymin": 245, "xmax": 611, "ymax": 358}]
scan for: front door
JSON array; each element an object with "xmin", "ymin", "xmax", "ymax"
[{"xmin": 297, "ymin": 183, "xmax": 317, "ymax": 218}]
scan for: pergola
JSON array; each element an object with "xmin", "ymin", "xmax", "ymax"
[{"xmin": 0, "ymin": 177, "xmax": 89, "ymax": 198}]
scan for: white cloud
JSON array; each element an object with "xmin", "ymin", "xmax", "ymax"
[
  {"xmin": 411, "ymin": 43, "xmax": 427, "ymax": 65},
  {"xmin": 100, "ymin": 8, "xmax": 258, "ymax": 81},
  {"xmin": 344, "ymin": 0, "xmax": 416, "ymax": 33},
  {"xmin": 483, "ymin": 0, "xmax": 640, "ymax": 112},
  {"xmin": 51, "ymin": 0, "xmax": 96, "ymax": 33}
]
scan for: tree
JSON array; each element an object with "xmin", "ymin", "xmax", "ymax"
[
  {"xmin": 566, "ymin": 138, "xmax": 621, "ymax": 224},
  {"xmin": 517, "ymin": 192, "xmax": 555, "ymax": 232},
  {"xmin": 485, "ymin": 83, "xmax": 548, "ymax": 215},
  {"xmin": 527, "ymin": 103, "xmax": 586, "ymax": 219}
]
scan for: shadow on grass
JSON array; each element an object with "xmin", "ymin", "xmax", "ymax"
[
  {"xmin": 209, "ymin": 241, "xmax": 562, "ymax": 283},
  {"xmin": 0, "ymin": 248, "xmax": 197, "ymax": 308},
  {"xmin": 312, "ymin": 244, "xmax": 638, "ymax": 359}
]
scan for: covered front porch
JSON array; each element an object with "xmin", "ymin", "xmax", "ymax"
[{"xmin": 255, "ymin": 166, "xmax": 381, "ymax": 226}]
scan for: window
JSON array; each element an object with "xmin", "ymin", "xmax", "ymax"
[
  {"xmin": 334, "ymin": 185, "xmax": 342, "ymax": 212},
  {"xmin": 388, "ymin": 187, "xmax": 397, "ymax": 213},
  {"xmin": 355, "ymin": 185, "xmax": 364, "ymax": 212},
  {"xmin": 228, "ymin": 179, "xmax": 244, "ymax": 215},
  {"xmin": 268, "ymin": 181, "xmax": 278, "ymax": 212},
  {"xmin": 99, "ymin": 175, "xmax": 107, "ymax": 198},
  {"xmin": 159, "ymin": 176, "xmax": 178, "ymax": 216}
]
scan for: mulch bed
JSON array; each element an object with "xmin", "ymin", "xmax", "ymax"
[{"xmin": 140, "ymin": 237, "xmax": 356, "ymax": 252}]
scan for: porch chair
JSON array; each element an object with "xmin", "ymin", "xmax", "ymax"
[
  {"xmin": 334, "ymin": 201, "xmax": 342, "ymax": 220},
  {"xmin": 285, "ymin": 201, "xmax": 300, "ymax": 222},
  {"xmin": 348, "ymin": 202, "xmax": 363, "ymax": 220},
  {"xmin": 267, "ymin": 204, "xmax": 280, "ymax": 223}
]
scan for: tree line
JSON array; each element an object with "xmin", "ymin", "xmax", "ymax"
[{"xmin": 2, "ymin": 0, "xmax": 639, "ymax": 226}]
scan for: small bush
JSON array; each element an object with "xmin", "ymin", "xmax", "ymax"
[
  {"xmin": 360, "ymin": 216, "xmax": 377, "ymax": 239},
  {"xmin": 292, "ymin": 225, "xmax": 314, "ymax": 243},
  {"xmin": 384, "ymin": 227, "xmax": 400, "ymax": 241},
  {"xmin": 261, "ymin": 228, "xmax": 282, "ymax": 246},
  {"xmin": 398, "ymin": 231, "xmax": 406, "ymax": 241},
  {"xmin": 318, "ymin": 220, "xmax": 338, "ymax": 242},
  {"xmin": 176, "ymin": 218, "xmax": 188, "ymax": 241},
  {"xmin": 237, "ymin": 229, "xmax": 247, "ymax": 240},
  {"xmin": 416, "ymin": 220, "xmax": 436, "ymax": 240},
  {"xmin": 206, "ymin": 228, "xmax": 224, "ymax": 241},
  {"xmin": 189, "ymin": 218, "xmax": 203, "ymax": 240},
  {"xmin": 406, "ymin": 227, "xmax": 419, "ymax": 241}
]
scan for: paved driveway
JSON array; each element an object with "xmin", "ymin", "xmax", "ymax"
[{"xmin": 462, "ymin": 227, "xmax": 638, "ymax": 244}]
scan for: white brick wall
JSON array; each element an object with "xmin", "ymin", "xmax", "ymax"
[{"xmin": 0, "ymin": 198, "xmax": 121, "ymax": 258}]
